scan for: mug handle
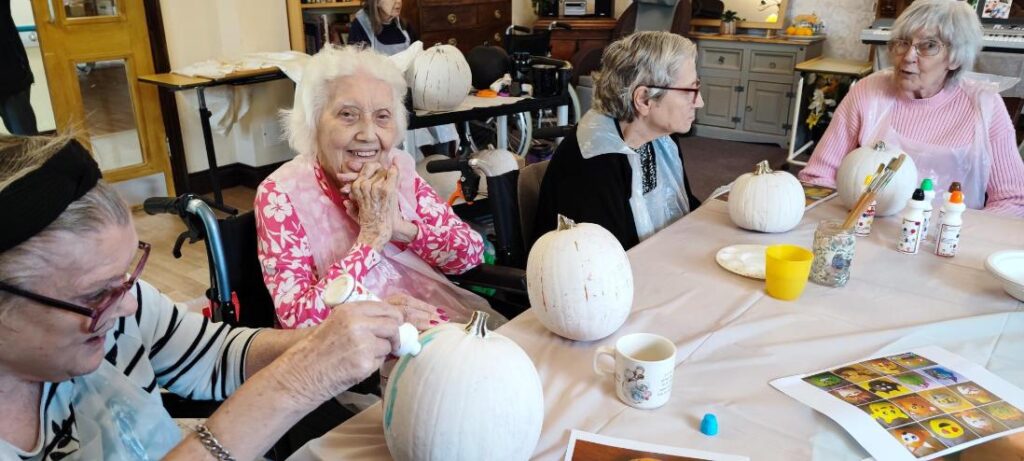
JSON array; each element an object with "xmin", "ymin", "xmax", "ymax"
[{"xmin": 593, "ymin": 346, "xmax": 616, "ymax": 377}]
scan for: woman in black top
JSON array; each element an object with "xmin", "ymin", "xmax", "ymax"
[
  {"xmin": 347, "ymin": 0, "xmax": 417, "ymax": 55},
  {"xmin": 532, "ymin": 31, "xmax": 704, "ymax": 250}
]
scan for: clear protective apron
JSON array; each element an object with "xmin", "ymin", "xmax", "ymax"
[{"xmin": 860, "ymin": 73, "xmax": 994, "ymax": 210}]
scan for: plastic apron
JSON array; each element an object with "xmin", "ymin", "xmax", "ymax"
[
  {"xmin": 355, "ymin": 9, "xmax": 458, "ymax": 160},
  {"xmin": 268, "ymin": 150, "xmax": 504, "ymax": 328},
  {"xmin": 0, "ymin": 361, "xmax": 183, "ymax": 461},
  {"xmin": 859, "ymin": 73, "xmax": 993, "ymax": 210},
  {"xmin": 576, "ymin": 110, "xmax": 691, "ymax": 240}
]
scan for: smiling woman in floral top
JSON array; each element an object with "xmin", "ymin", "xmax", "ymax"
[{"xmin": 255, "ymin": 46, "xmax": 502, "ymax": 330}]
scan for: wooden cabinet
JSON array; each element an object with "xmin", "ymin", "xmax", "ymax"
[
  {"xmin": 693, "ymin": 36, "xmax": 823, "ymax": 147},
  {"xmin": 404, "ymin": 0, "xmax": 511, "ymax": 52},
  {"xmin": 533, "ymin": 17, "xmax": 616, "ymax": 62}
]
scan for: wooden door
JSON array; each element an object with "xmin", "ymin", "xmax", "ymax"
[
  {"xmin": 742, "ymin": 80, "xmax": 792, "ymax": 136},
  {"xmin": 696, "ymin": 76, "xmax": 740, "ymax": 129},
  {"xmin": 31, "ymin": 0, "xmax": 173, "ymax": 193}
]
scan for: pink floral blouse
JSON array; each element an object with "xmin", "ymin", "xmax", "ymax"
[{"xmin": 255, "ymin": 163, "xmax": 484, "ymax": 329}]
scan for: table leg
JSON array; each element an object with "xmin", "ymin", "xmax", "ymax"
[
  {"xmin": 496, "ymin": 114, "xmax": 508, "ymax": 150},
  {"xmin": 196, "ymin": 87, "xmax": 237, "ymax": 215}
]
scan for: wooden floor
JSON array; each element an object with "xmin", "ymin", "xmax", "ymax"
[
  {"xmin": 80, "ymin": 63, "xmax": 136, "ymax": 136},
  {"xmin": 133, "ymin": 187, "xmax": 256, "ymax": 302}
]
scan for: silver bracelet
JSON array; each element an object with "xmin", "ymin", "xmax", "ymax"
[{"xmin": 193, "ymin": 424, "xmax": 237, "ymax": 461}]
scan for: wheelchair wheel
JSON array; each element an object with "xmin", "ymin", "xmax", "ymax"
[{"xmin": 465, "ymin": 112, "xmax": 532, "ymax": 156}]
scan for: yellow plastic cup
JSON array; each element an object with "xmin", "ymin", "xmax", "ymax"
[{"xmin": 765, "ymin": 244, "xmax": 814, "ymax": 301}]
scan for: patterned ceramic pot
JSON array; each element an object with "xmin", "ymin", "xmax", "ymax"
[{"xmin": 810, "ymin": 220, "xmax": 856, "ymax": 287}]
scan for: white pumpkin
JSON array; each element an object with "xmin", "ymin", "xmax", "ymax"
[
  {"xmin": 526, "ymin": 215, "xmax": 633, "ymax": 341},
  {"xmin": 837, "ymin": 141, "xmax": 918, "ymax": 216},
  {"xmin": 728, "ymin": 160, "xmax": 805, "ymax": 233},
  {"xmin": 406, "ymin": 44, "xmax": 472, "ymax": 111},
  {"xmin": 383, "ymin": 311, "xmax": 544, "ymax": 461}
]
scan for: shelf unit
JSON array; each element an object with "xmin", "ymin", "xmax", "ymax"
[{"xmin": 286, "ymin": 0, "xmax": 361, "ymax": 53}]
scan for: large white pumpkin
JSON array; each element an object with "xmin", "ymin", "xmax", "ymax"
[
  {"xmin": 526, "ymin": 215, "xmax": 633, "ymax": 341},
  {"xmin": 406, "ymin": 44, "xmax": 472, "ymax": 111},
  {"xmin": 837, "ymin": 141, "xmax": 918, "ymax": 216},
  {"xmin": 383, "ymin": 311, "xmax": 544, "ymax": 461},
  {"xmin": 728, "ymin": 160, "xmax": 805, "ymax": 233}
]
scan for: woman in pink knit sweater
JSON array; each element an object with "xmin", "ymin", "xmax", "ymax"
[{"xmin": 799, "ymin": 0, "xmax": 1024, "ymax": 217}]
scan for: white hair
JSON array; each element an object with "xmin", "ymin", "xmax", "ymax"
[
  {"xmin": 593, "ymin": 31, "xmax": 698, "ymax": 122},
  {"xmin": 891, "ymin": 0, "xmax": 982, "ymax": 84},
  {"xmin": 284, "ymin": 45, "xmax": 408, "ymax": 158}
]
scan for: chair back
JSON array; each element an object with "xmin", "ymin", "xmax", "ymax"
[
  {"xmin": 517, "ymin": 160, "xmax": 550, "ymax": 251},
  {"xmin": 217, "ymin": 211, "xmax": 277, "ymax": 328}
]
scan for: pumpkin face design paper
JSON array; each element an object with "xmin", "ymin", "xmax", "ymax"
[
  {"xmin": 832, "ymin": 365, "xmax": 880, "ymax": 383},
  {"xmin": 888, "ymin": 353, "xmax": 936, "ymax": 369},
  {"xmin": 892, "ymin": 394, "xmax": 943, "ymax": 421},
  {"xmin": 981, "ymin": 402, "xmax": 1024, "ymax": 428},
  {"xmin": 923, "ymin": 416, "xmax": 978, "ymax": 446},
  {"xmin": 860, "ymin": 378, "xmax": 911, "ymax": 399},
  {"xmin": 952, "ymin": 409, "xmax": 1007, "ymax": 436},
  {"xmin": 920, "ymin": 389, "xmax": 974, "ymax": 413},
  {"xmin": 860, "ymin": 358, "xmax": 905, "ymax": 375},
  {"xmin": 920, "ymin": 366, "xmax": 965, "ymax": 385},
  {"xmin": 861, "ymin": 401, "xmax": 912, "ymax": 428},
  {"xmin": 953, "ymin": 382, "xmax": 998, "ymax": 405},
  {"xmin": 803, "ymin": 372, "xmax": 850, "ymax": 390},
  {"xmin": 892, "ymin": 371, "xmax": 939, "ymax": 392},
  {"xmin": 829, "ymin": 385, "xmax": 881, "ymax": 405}
]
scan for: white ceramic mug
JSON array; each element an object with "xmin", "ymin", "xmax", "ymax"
[{"xmin": 593, "ymin": 333, "xmax": 676, "ymax": 409}]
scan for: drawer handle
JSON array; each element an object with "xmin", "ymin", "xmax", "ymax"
[
  {"xmin": 448, "ymin": 37, "xmax": 458, "ymax": 46},
  {"xmin": 448, "ymin": 13, "xmax": 457, "ymax": 24},
  {"xmin": 746, "ymin": 105, "xmax": 753, "ymax": 112},
  {"xmin": 717, "ymin": 56, "xmax": 725, "ymax": 64},
  {"xmin": 494, "ymin": 32, "xmax": 502, "ymax": 43},
  {"xmin": 769, "ymin": 62, "xmax": 777, "ymax": 69},
  {"xmin": 494, "ymin": 9, "xmax": 502, "ymax": 19}
]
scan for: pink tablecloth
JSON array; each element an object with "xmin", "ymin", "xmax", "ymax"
[{"xmin": 290, "ymin": 199, "xmax": 1024, "ymax": 461}]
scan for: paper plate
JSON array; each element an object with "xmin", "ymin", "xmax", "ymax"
[{"xmin": 716, "ymin": 244, "xmax": 768, "ymax": 280}]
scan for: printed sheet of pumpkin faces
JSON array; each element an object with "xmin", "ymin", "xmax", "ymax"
[{"xmin": 802, "ymin": 352, "xmax": 1024, "ymax": 458}]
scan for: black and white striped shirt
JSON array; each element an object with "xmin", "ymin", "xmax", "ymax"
[{"xmin": 1, "ymin": 280, "xmax": 261, "ymax": 460}]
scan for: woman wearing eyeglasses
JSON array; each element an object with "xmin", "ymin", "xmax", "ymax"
[
  {"xmin": 532, "ymin": 31, "xmax": 705, "ymax": 250},
  {"xmin": 0, "ymin": 136, "xmax": 408, "ymax": 460},
  {"xmin": 800, "ymin": 0, "xmax": 1024, "ymax": 217}
]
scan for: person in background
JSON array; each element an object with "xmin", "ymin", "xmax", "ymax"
[
  {"xmin": 799, "ymin": 0, "xmax": 1024, "ymax": 217},
  {"xmin": 532, "ymin": 31, "xmax": 704, "ymax": 250},
  {"xmin": 0, "ymin": 1, "xmax": 38, "ymax": 135}
]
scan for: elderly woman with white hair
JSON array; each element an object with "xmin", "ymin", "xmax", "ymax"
[
  {"xmin": 255, "ymin": 46, "xmax": 498, "ymax": 330},
  {"xmin": 800, "ymin": 0, "xmax": 1024, "ymax": 216},
  {"xmin": 532, "ymin": 31, "xmax": 705, "ymax": 250},
  {"xmin": 0, "ymin": 134, "xmax": 409, "ymax": 460}
]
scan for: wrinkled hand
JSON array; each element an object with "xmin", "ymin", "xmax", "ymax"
[
  {"xmin": 385, "ymin": 293, "xmax": 450, "ymax": 331},
  {"xmin": 338, "ymin": 162, "xmax": 417, "ymax": 249},
  {"xmin": 272, "ymin": 301, "xmax": 403, "ymax": 407}
]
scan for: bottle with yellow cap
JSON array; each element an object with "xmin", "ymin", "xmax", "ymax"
[
  {"xmin": 935, "ymin": 191, "xmax": 966, "ymax": 257},
  {"xmin": 854, "ymin": 174, "xmax": 876, "ymax": 237}
]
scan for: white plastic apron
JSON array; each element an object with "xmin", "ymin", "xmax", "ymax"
[{"xmin": 860, "ymin": 73, "xmax": 993, "ymax": 209}]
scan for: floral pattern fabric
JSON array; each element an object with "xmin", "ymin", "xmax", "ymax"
[{"xmin": 255, "ymin": 163, "xmax": 484, "ymax": 329}]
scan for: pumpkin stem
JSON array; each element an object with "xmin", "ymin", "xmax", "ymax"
[
  {"xmin": 753, "ymin": 160, "xmax": 773, "ymax": 175},
  {"xmin": 872, "ymin": 141, "xmax": 887, "ymax": 151},
  {"xmin": 556, "ymin": 214, "xmax": 577, "ymax": 231},
  {"xmin": 465, "ymin": 311, "xmax": 490, "ymax": 338}
]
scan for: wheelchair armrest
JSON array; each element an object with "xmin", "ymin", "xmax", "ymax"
[{"xmin": 448, "ymin": 265, "xmax": 527, "ymax": 295}]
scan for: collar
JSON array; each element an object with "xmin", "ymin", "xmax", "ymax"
[{"xmin": 313, "ymin": 161, "xmax": 347, "ymax": 209}]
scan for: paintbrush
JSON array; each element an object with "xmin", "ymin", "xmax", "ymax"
[{"xmin": 841, "ymin": 154, "xmax": 908, "ymax": 230}]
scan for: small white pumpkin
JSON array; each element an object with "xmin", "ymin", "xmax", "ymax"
[
  {"xmin": 406, "ymin": 44, "xmax": 472, "ymax": 111},
  {"xmin": 527, "ymin": 215, "xmax": 632, "ymax": 341},
  {"xmin": 837, "ymin": 141, "xmax": 918, "ymax": 216},
  {"xmin": 383, "ymin": 311, "xmax": 544, "ymax": 461},
  {"xmin": 728, "ymin": 160, "xmax": 805, "ymax": 233}
]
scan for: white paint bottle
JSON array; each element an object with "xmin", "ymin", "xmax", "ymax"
[
  {"xmin": 897, "ymin": 188, "xmax": 926, "ymax": 255},
  {"xmin": 935, "ymin": 191, "xmax": 966, "ymax": 258}
]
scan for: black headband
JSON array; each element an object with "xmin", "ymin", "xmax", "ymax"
[{"xmin": 0, "ymin": 139, "xmax": 101, "ymax": 253}]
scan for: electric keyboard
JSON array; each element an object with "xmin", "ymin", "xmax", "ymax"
[{"xmin": 860, "ymin": 25, "xmax": 1024, "ymax": 53}]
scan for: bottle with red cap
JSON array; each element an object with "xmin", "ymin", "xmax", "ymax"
[{"xmin": 935, "ymin": 191, "xmax": 966, "ymax": 257}]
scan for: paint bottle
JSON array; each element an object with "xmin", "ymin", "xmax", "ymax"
[
  {"xmin": 920, "ymin": 179, "xmax": 935, "ymax": 240},
  {"xmin": 937, "ymin": 181, "xmax": 962, "ymax": 225},
  {"xmin": 897, "ymin": 188, "xmax": 926, "ymax": 254},
  {"xmin": 854, "ymin": 174, "xmax": 876, "ymax": 237},
  {"xmin": 935, "ymin": 191, "xmax": 966, "ymax": 258}
]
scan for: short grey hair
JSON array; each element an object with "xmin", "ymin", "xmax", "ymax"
[
  {"xmin": 284, "ymin": 45, "xmax": 408, "ymax": 159},
  {"xmin": 891, "ymin": 0, "xmax": 982, "ymax": 84},
  {"xmin": 0, "ymin": 135, "xmax": 130, "ymax": 311},
  {"xmin": 593, "ymin": 31, "xmax": 698, "ymax": 122}
]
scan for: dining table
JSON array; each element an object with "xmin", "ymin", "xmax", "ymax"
[{"xmin": 288, "ymin": 197, "xmax": 1024, "ymax": 461}]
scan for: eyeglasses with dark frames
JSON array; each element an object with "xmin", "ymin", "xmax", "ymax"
[
  {"xmin": 0, "ymin": 241, "xmax": 151, "ymax": 333},
  {"xmin": 888, "ymin": 39, "xmax": 946, "ymax": 57},
  {"xmin": 643, "ymin": 80, "xmax": 702, "ymax": 103}
]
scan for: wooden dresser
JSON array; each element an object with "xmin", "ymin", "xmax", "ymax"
[
  {"xmin": 533, "ymin": 17, "xmax": 617, "ymax": 62},
  {"xmin": 402, "ymin": 0, "xmax": 511, "ymax": 52}
]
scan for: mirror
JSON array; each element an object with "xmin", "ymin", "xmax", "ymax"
[{"xmin": 691, "ymin": 0, "xmax": 790, "ymax": 30}]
